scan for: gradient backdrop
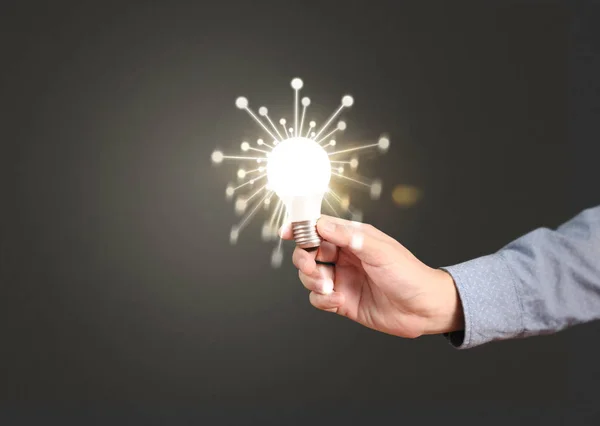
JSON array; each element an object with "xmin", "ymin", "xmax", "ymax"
[{"xmin": 3, "ymin": 0, "xmax": 600, "ymax": 424}]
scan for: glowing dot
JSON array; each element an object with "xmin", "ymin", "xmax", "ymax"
[
  {"xmin": 241, "ymin": 142, "xmax": 250, "ymax": 151},
  {"xmin": 264, "ymin": 197, "xmax": 271, "ymax": 205},
  {"xmin": 258, "ymin": 166, "xmax": 265, "ymax": 172},
  {"xmin": 237, "ymin": 169, "xmax": 246, "ymax": 179},
  {"xmin": 257, "ymin": 138, "xmax": 264, "ymax": 145},
  {"xmin": 225, "ymin": 186, "xmax": 234, "ymax": 199},
  {"xmin": 302, "ymin": 97, "xmax": 310, "ymax": 106},
  {"xmin": 337, "ymin": 121, "xmax": 347, "ymax": 131},
  {"xmin": 370, "ymin": 179, "xmax": 382, "ymax": 200},
  {"xmin": 279, "ymin": 118, "xmax": 286, "ymax": 125},
  {"xmin": 249, "ymin": 179, "xmax": 255, "ymax": 185},
  {"xmin": 257, "ymin": 159, "xmax": 263, "ymax": 163},
  {"xmin": 392, "ymin": 184, "xmax": 422, "ymax": 207},
  {"xmin": 235, "ymin": 97, "xmax": 248, "ymax": 109},
  {"xmin": 310, "ymin": 132, "xmax": 315, "ymax": 138},
  {"xmin": 288, "ymin": 127, "xmax": 293, "ymax": 134},
  {"xmin": 337, "ymin": 167, "xmax": 344, "ymax": 173},
  {"xmin": 211, "ymin": 151, "xmax": 223, "ymax": 164},
  {"xmin": 230, "ymin": 226, "xmax": 239, "ymax": 245},
  {"xmin": 342, "ymin": 95, "xmax": 354, "ymax": 107},
  {"xmin": 378, "ymin": 136, "xmax": 390, "ymax": 152},
  {"xmin": 350, "ymin": 158, "xmax": 359, "ymax": 169},
  {"xmin": 330, "ymin": 140, "xmax": 336, "ymax": 146},
  {"xmin": 259, "ymin": 107, "xmax": 268, "ymax": 116},
  {"xmin": 261, "ymin": 223, "xmax": 272, "ymax": 241},
  {"xmin": 271, "ymin": 247, "xmax": 283, "ymax": 268},
  {"xmin": 309, "ymin": 121, "xmax": 316, "ymax": 128},
  {"xmin": 291, "ymin": 78, "xmax": 303, "ymax": 90},
  {"xmin": 235, "ymin": 198, "xmax": 247, "ymax": 215},
  {"xmin": 340, "ymin": 195, "xmax": 350, "ymax": 209}
]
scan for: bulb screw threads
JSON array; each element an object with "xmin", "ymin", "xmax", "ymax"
[{"xmin": 292, "ymin": 220, "xmax": 322, "ymax": 249}]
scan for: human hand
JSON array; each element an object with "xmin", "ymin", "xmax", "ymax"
[{"xmin": 280, "ymin": 215, "xmax": 464, "ymax": 338}]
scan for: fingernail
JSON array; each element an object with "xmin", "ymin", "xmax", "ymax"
[{"xmin": 278, "ymin": 222, "xmax": 290, "ymax": 237}]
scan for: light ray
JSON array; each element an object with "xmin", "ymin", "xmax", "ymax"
[
  {"xmin": 245, "ymin": 167, "xmax": 265, "ymax": 175},
  {"xmin": 228, "ymin": 175, "xmax": 267, "ymax": 196},
  {"xmin": 327, "ymin": 188, "xmax": 345, "ymax": 203},
  {"xmin": 327, "ymin": 188, "xmax": 355, "ymax": 217},
  {"xmin": 237, "ymin": 167, "xmax": 265, "ymax": 179},
  {"xmin": 317, "ymin": 129, "xmax": 339, "ymax": 144},
  {"xmin": 238, "ymin": 173, "xmax": 266, "ymax": 187},
  {"xmin": 236, "ymin": 190, "xmax": 273, "ymax": 232},
  {"xmin": 247, "ymin": 147, "xmax": 270, "ymax": 155},
  {"xmin": 299, "ymin": 97, "xmax": 310, "ymax": 137},
  {"xmin": 331, "ymin": 172, "xmax": 371, "ymax": 187},
  {"xmin": 236, "ymin": 97, "xmax": 281, "ymax": 142},
  {"xmin": 324, "ymin": 196, "xmax": 340, "ymax": 217},
  {"xmin": 318, "ymin": 121, "xmax": 346, "ymax": 144},
  {"xmin": 291, "ymin": 78, "xmax": 303, "ymax": 137},
  {"xmin": 316, "ymin": 129, "xmax": 338, "ymax": 145},
  {"xmin": 257, "ymin": 139, "xmax": 274, "ymax": 149},
  {"xmin": 314, "ymin": 96, "xmax": 353, "ymax": 140},
  {"xmin": 271, "ymin": 224, "xmax": 285, "ymax": 267},
  {"xmin": 305, "ymin": 121, "xmax": 316, "ymax": 138},
  {"xmin": 328, "ymin": 143, "xmax": 379, "ymax": 156},
  {"xmin": 269, "ymin": 199, "xmax": 283, "ymax": 229},
  {"xmin": 259, "ymin": 107, "xmax": 285, "ymax": 141},
  {"xmin": 245, "ymin": 184, "xmax": 269, "ymax": 203},
  {"xmin": 275, "ymin": 199, "xmax": 285, "ymax": 231},
  {"xmin": 280, "ymin": 119, "xmax": 290, "ymax": 139},
  {"xmin": 295, "ymin": 91, "xmax": 298, "ymax": 135},
  {"xmin": 218, "ymin": 154, "xmax": 267, "ymax": 161}
]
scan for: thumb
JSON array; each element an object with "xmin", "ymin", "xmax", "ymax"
[{"xmin": 316, "ymin": 216, "xmax": 392, "ymax": 266}]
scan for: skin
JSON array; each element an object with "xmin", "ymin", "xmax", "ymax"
[{"xmin": 279, "ymin": 215, "xmax": 464, "ymax": 338}]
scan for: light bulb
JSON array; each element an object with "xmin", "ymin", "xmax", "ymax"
[
  {"xmin": 212, "ymin": 77, "xmax": 392, "ymax": 267},
  {"xmin": 266, "ymin": 136, "xmax": 331, "ymax": 249}
]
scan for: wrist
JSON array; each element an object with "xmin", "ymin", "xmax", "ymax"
[{"xmin": 424, "ymin": 268, "xmax": 464, "ymax": 335}]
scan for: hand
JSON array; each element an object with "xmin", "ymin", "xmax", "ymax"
[{"xmin": 280, "ymin": 215, "xmax": 464, "ymax": 338}]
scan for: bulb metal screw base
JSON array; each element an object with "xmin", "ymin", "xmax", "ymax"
[{"xmin": 292, "ymin": 220, "xmax": 322, "ymax": 249}]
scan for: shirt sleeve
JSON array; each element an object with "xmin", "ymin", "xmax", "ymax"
[{"xmin": 441, "ymin": 205, "xmax": 600, "ymax": 349}]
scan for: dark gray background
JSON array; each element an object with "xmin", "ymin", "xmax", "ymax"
[{"xmin": 2, "ymin": 0, "xmax": 599, "ymax": 424}]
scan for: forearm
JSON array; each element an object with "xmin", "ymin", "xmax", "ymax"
[{"xmin": 441, "ymin": 206, "xmax": 600, "ymax": 349}]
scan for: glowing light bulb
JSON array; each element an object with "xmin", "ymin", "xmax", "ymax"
[
  {"xmin": 212, "ymin": 77, "xmax": 392, "ymax": 267},
  {"xmin": 266, "ymin": 137, "xmax": 331, "ymax": 248}
]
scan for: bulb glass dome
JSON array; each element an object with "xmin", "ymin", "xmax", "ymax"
[{"xmin": 266, "ymin": 137, "xmax": 331, "ymax": 196}]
